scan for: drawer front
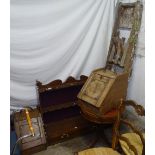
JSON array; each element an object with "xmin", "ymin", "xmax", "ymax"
[{"xmin": 45, "ymin": 115, "xmax": 93, "ymax": 144}]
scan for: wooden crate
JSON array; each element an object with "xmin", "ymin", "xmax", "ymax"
[{"xmin": 14, "ymin": 109, "xmax": 47, "ymax": 155}]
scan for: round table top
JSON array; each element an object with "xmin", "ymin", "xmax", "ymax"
[{"xmin": 78, "ymin": 100, "xmax": 118, "ymax": 124}]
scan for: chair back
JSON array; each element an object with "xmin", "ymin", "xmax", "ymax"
[{"xmin": 105, "ymin": 1, "xmax": 143, "ymax": 76}]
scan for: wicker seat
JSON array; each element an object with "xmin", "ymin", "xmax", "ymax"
[
  {"xmin": 78, "ymin": 147, "xmax": 120, "ymax": 155},
  {"xmin": 119, "ymin": 132, "xmax": 145, "ymax": 155}
]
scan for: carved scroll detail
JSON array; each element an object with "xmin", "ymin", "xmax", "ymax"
[{"xmin": 36, "ymin": 75, "xmax": 88, "ymax": 93}]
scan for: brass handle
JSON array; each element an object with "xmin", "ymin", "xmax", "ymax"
[{"xmin": 25, "ymin": 108, "xmax": 35, "ymax": 136}]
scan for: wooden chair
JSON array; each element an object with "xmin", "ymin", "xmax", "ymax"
[
  {"xmin": 76, "ymin": 99, "xmax": 145, "ymax": 155},
  {"xmin": 112, "ymin": 100, "xmax": 145, "ymax": 155}
]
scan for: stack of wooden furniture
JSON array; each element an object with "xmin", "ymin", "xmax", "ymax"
[
  {"xmin": 13, "ymin": 1, "xmax": 143, "ymax": 155},
  {"xmin": 78, "ymin": 1, "xmax": 143, "ymax": 124},
  {"xmin": 77, "ymin": 1, "xmax": 143, "ymax": 148},
  {"xmin": 13, "ymin": 76, "xmax": 96, "ymax": 155}
]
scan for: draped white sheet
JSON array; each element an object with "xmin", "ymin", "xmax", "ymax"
[{"xmin": 10, "ymin": 0, "xmax": 145, "ymax": 109}]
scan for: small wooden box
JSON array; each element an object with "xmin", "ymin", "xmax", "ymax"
[
  {"xmin": 14, "ymin": 109, "xmax": 47, "ymax": 155},
  {"xmin": 78, "ymin": 69, "xmax": 129, "ymax": 114}
]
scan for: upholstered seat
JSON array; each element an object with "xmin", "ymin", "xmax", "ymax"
[
  {"xmin": 78, "ymin": 147, "xmax": 120, "ymax": 155},
  {"xmin": 119, "ymin": 133, "xmax": 145, "ymax": 155}
]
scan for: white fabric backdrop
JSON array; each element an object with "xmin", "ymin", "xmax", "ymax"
[{"xmin": 10, "ymin": 0, "xmax": 145, "ymax": 109}]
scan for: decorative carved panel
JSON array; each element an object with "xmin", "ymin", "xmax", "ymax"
[{"xmin": 119, "ymin": 7, "xmax": 134, "ymax": 29}]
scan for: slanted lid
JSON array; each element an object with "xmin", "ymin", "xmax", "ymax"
[{"xmin": 78, "ymin": 69, "xmax": 116, "ymax": 108}]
